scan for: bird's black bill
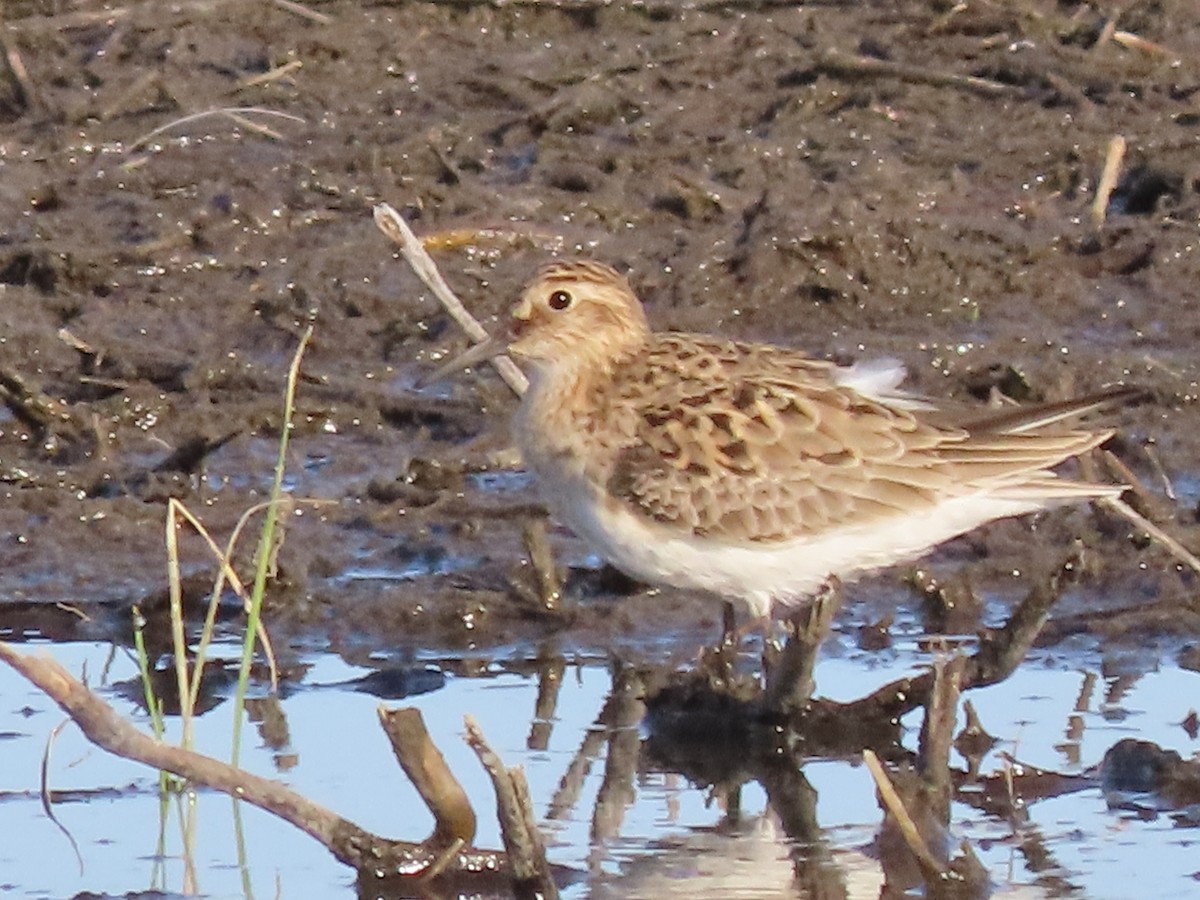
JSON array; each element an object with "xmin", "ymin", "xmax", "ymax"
[{"xmin": 420, "ymin": 334, "xmax": 508, "ymax": 387}]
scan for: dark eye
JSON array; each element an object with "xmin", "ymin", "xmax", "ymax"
[{"xmin": 548, "ymin": 290, "xmax": 573, "ymax": 311}]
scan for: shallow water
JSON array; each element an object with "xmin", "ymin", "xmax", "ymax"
[{"xmin": 2, "ymin": 631, "xmax": 1197, "ymax": 899}]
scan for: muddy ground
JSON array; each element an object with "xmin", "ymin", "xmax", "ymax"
[{"xmin": 2, "ymin": 0, "xmax": 1200, "ymax": 666}]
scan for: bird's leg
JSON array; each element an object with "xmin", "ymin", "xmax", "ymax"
[
  {"xmin": 758, "ymin": 616, "xmax": 785, "ymax": 680},
  {"xmin": 720, "ymin": 600, "xmax": 738, "ymax": 648},
  {"xmin": 762, "ymin": 578, "xmax": 843, "ymax": 716},
  {"xmin": 696, "ymin": 600, "xmax": 740, "ymax": 682},
  {"xmin": 720, "ymin": 603, "xmax": 778, "ymax": 660},
  {"xmin": 698, "ymin": 602, "xmax": 776, "ymax": 684}
]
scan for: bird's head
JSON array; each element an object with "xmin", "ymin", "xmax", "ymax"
[{"xmin": 505, "ymin": 260, "xmax": 651, "ymax": 372}]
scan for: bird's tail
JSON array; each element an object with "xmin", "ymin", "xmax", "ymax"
[{"xmin": 957, "ymin": 385, "xmax": 1148, "ymax": 435}]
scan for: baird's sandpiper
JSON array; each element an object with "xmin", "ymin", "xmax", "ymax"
[{"xmin": 439, "ymin": 260, "xmax": 1124, "ymax": 630}]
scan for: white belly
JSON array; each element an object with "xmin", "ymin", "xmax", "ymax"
[{"xmin": 538, "ymin": 469, "xmax": 1043, "ymax": 620}]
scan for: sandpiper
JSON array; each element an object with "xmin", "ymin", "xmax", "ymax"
[{"xmin": 438, "ymin": 260, "xmax": 1124, "ymax": 633}]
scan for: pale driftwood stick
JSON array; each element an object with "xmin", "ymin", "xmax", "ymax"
[
  {"xmin": 128, "ymin": 107, "xmax": 305, "ymax": 152},
  {"xmin": 1100, "ymin": 448, "xmax": 1176, "ymax": 523},
  {"xmin": 1102, "ymin": 495, "xmax": 1200, "ymax": 575},
  {"xmin": 0, "ymin": 17, "xmax": 37, "ymax": 112},
  {"xmin": 1112, "ymin": 30, "xmax": 1180, "ymax": 59},
  {"xmin": 270, "ymin": 0, "xmax": 333, "ymax": 24},
  {"xmin": 464, "ymin": 714, "xmax": 559, "ymax": 900},
  {"xmin": 236, "ymin": 59, "xmax": 304, "ymax": 92},
  {"xmin": 1096, "ymin": 15, "xmax": 1118, "ymax": 48},
  {"xmin": 372, "ymin": 202, "xmax": 528, "ymax": 396},
  {"xmin": 1092, "ymin": 135, "xmax": 1126, "ymax": 228},
  {"xmin": 0, "ymin": 643, "xmax": 521, "ymax": 880},
  {"xmin": 815, "ymin": 49, "xmax": 1021, "ymax": 98},
  {"xmin": 0, "ymin": 643, "xmax": 401, "ymax": 865},
  {"xmin": 378, "ymin": 707, "xmax": 477, "ymax": 848}
]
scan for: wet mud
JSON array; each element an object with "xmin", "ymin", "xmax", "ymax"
[{"xmin": 2, "ymin": 3, "xmax": 1200, "ymax": 669}]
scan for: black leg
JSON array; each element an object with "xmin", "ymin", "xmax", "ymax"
[{"xmin": 720, "ymin": 600, "xmax": 737, "ymax": 648}]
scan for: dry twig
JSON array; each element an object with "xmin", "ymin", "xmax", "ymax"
[
  {"xmin": 0, "ymin": 15, "xmax": 37, "ymax": 111},
  {"xmin": 128, "ymin": 107, "xmax": 305, "ymax": 151},
  {"xmin": 1112, "ymin": 30, "xmax": 1179, "ymax": 59},
  {"xmin": 372, "ymin": 203, "xmax": 529, "ymax": 396},
  {"xmin": 1092, "ymin": 135, "xmax": 1127, "ymax": 228},
  {"xmin": 271, "ymin": 0, "xmax": 333, "ymax": 24},
  {"xmin": 237, "ymin": 60, "xmax": 304, "ymax": 92},
  {"xmin": 1102, "ymin": 496, "xmax": 1200, "ymax": 576},
  {"xmin": 814, "ymin": 49, "xmax": 1021, "ymax": 98}
]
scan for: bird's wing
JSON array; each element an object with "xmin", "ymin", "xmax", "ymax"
[{"xmin": 604, "ymin": 335, "xmax": 1113, "ymax": 544}]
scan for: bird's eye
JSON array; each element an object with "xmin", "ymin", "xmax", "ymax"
[{"xmin": 548, "ymin": 290, "xmax": 573, "ymax": 311}]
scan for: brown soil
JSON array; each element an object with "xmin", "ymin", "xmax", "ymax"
[{"xmin": 2, "ymin": 0, "xmax": 1199, "ymax": 660}]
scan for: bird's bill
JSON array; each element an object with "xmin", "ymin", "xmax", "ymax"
[{"xmin": 425, "ymin": 334, "xmax": 509, "ymax": 384}]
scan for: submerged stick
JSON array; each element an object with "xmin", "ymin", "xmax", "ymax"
[{"xmin": 829, "ymin": 550, "xmax": 1078, "ymax": 724}]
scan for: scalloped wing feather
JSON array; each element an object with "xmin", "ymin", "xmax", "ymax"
[{"xmin": 601, "ymin": 334, "xmax": 1114, "ymax": 544}]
